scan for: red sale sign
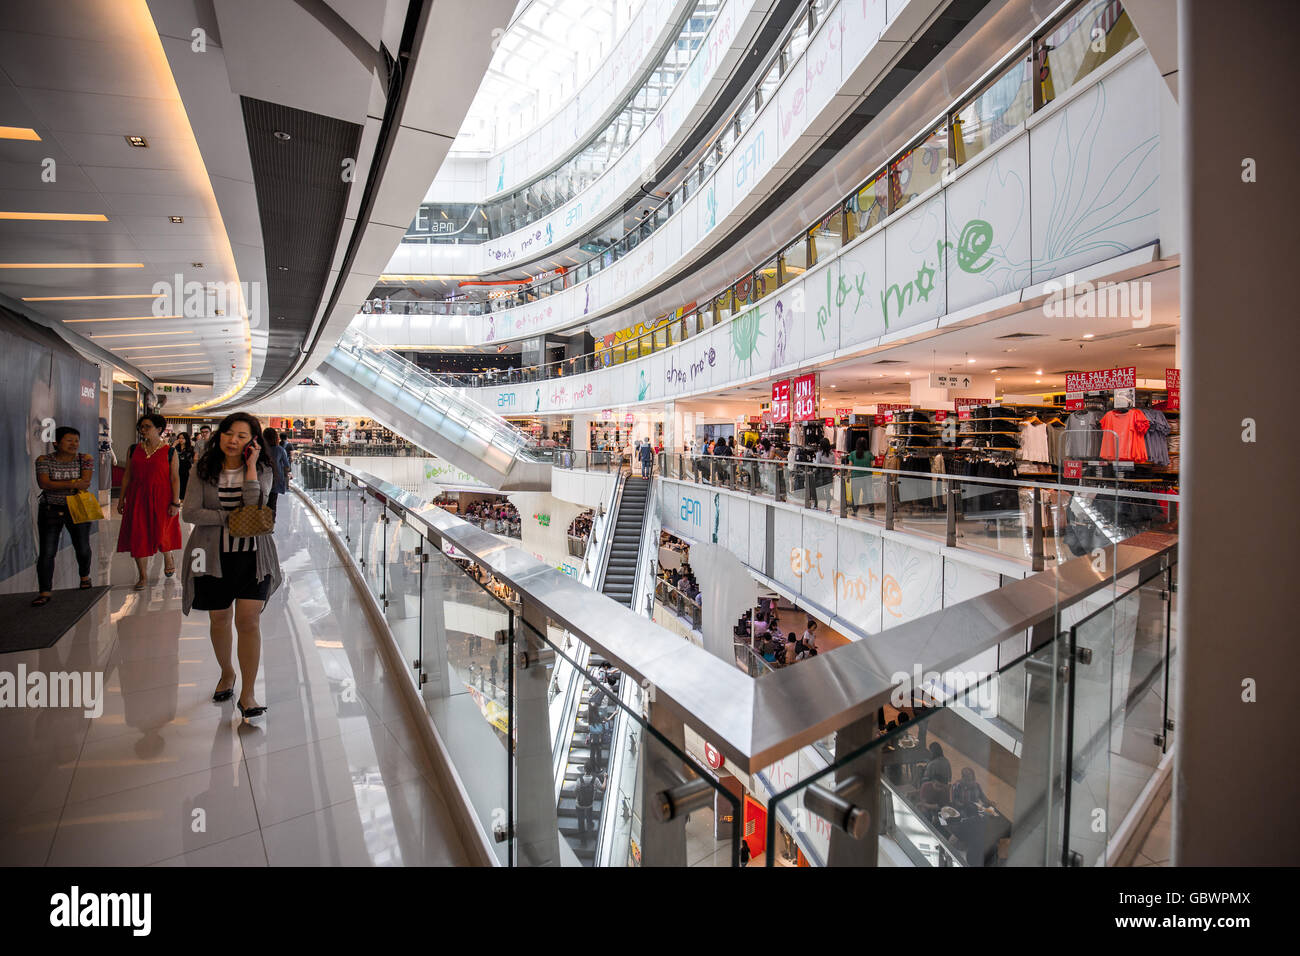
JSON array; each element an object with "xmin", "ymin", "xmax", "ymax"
[
  {"xmin": 958, "ymin": 408, "xmax": 972, "ymax": 421},
  {"xmin": 1165, "ymin": 368, "xmax": 1180, "ymax": 389},
  {"xmin": 1065, "ymin": 394, "xmax": 1085, "ymax": 411},
  {"xmin": 1066, "ymin": 367, "xmax": 1136, "ymax": 392},
  {"xmin": 934, "ymin": 410, "xmax": 948, "ymax": 422},
  {"xmin": 954, "ymin": 397, "xmax": 991, "ymax": 408},
  {"xmin": 770, "ymin": 380, "xmax": 791, "ymax": 424},
  {"xmin": 1063, "ymin": 460, "xmax": 1083, "ymax": 479},
  {"xmin": 792, "ymin": 373, "xmax": 818, "ymax": 421}
]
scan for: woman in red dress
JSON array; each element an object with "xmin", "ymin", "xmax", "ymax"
[{"xmin": 116, "ymin": 412, "xmax": 183, "ymax": 589}]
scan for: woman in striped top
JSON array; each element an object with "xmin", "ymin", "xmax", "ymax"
[{"xmin": 181, "ymin": 412, "xmax": 282, "ymax": 721}]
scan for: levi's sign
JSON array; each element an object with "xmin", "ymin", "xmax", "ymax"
[{"xmin": 1066, "ymin": 367, "xmax": 1136, "ymax": 392}]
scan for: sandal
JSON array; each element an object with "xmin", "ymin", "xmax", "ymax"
[
  {"xmin": 31, "ymin": 595, "xmax": 51, "ymax": 607},
  {"xmin": 79, "ymin": 578, "xmax": 92, "ymax": 590},
  {"xmin": 132, "ymin": 578, "xmax": 146, "ymax": 591}
]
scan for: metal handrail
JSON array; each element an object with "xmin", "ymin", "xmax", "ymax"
[{"xmin": 301, "ymin": 453, "xmax": 1176, "ymax": 772}]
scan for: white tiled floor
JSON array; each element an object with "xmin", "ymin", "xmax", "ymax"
[{"xmin": 0, "ymin": 494, "xmax": 471, "ymax": 866}]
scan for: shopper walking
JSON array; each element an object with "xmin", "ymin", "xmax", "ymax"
[
  {"xmin": 182, "ymin": 412, "xmax": 282, "ymax": 721},
  {"xmin": 31, "ymin": 426, "xmax": 95, "ymax": 607},
  {"xmin": 638, "ymin": 436, "xmax": 653, "ymax": 479},
  {"xmin": 262, "ymin": 427, "xmax": 291, "ymax": 517},
  {"xmin": 116, "ymin": 412, "xmax": 182, "ymax": 589},
  {"xmin": 848, "ymin": 435, "xmax": 872, "ymax": 516},
  {"xmin": 193, "ymin": 425, "xmax": 212, "ymax": 457},
  {"xmin": 173, "ymin": 432, "xmax": 195, "ymax": 500},
  {"xmin": 813, "ymin": 437, "xmax": 835, "ymax": 511}
]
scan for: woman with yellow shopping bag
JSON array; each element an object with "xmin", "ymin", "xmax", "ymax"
[{"xmin": 31, "ymin": 426, "xmax": 95, "ymax": 607}]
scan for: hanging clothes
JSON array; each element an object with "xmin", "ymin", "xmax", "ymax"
[
  {"xmin": 1141, "ymin": 408, "xmax": 1171, "ymax": 467},
  {"xmin": 1100, "ymin": 409, "xmax": 1150, "ymax": 463},
  {"xmin": 1062, "ymin": 410, "xmax": 1103, "ymax": 460},
  {"xmin": 1017, "ymin": 421, "xmax": 1051, "ymax": 463}
]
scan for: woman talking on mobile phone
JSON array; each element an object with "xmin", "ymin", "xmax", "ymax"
[{"xmin": 181, "ymin": 412, "xmax": 282, "ymax": 721}]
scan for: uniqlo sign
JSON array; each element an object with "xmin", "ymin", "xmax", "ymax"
[
  {"xmin": 770, "ymin": 380, "xmax": 791, "ymax": 424},
  {"xmin": 1066, "ymin": 367, "xmax": 1136, "ymax": 392},
  {"xmin": 792, "ymin": 373, "xmax": 818, "ymax": 421}
]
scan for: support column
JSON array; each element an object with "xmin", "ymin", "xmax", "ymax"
[
  {"xmin": 1177, "ymin": 0, "xmax": 1300, "ymax": 864},
  {"xmin": 827, "ymin": 716, "xmax": 882, "ymax": 867},
  {"xmin": 1007, "ymin": 627, "xmax": 1069, "ymax": 866},
  {"xmin": 515, "ymin": 598, "xmax": 561, "ymax": 866},
  {"xmin": 639, "ymin": 695, "xmax": 689, "ymax": 866}
]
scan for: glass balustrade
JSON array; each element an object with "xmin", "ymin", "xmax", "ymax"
[{"xmin": 296, "ymin": 452, "xmax": 1175, "ymax": 867}]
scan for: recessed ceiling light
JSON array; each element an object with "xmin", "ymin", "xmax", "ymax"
[
  {"xmin": 1036, "ymin": 369, "xmax": 1043, "ymax": 375},
  {"xmin": 1082, "ymin": 333, "xmax": 1094, "ymax": 339},
  {"xmin": 277, "ymin": 266, "xmax": 288, "ymax": 272},
  {"xmin": 170, "ymin": 216, "xmax": 184, "ymax": 223},
  {"xmin": 0, "ymin": 211, "xmax": 108, "ymax": 222},
  {"xmin": 0, "ymin": 261, "xmax": 143, "ymax": 269},
  {"xmin": 991, "ymin": 369, "xmax": 999, "ymax": 373},
  {"xmin": 65, "ymin": 314, "xmax": 182, "ymax": 323},
  {"xmin": 967, "ymin": 358, "xmax": 976, "ymax": 364},
  {"xmin": 191, "ymin": 262, "xmax": 203, "ymax": 268},
  {"xmin": 0, "ymin": 126, "xmax": 41, "ymax": 141},
  {"xmin": 995, "ymin": 377, "xmax": 1001, "ymax": 381},
  {"xmin": 125, "ymin": 135, "xmax": 148, "ymax": 148},
  {"xmin": 273, "ymin": 131, "xmax": 291, "ymax": 141}
]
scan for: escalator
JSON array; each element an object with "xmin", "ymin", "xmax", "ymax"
[
  {"xmin": 317, "ymin": 329, "xmax": 551, "ymax": 490},
  {"xmin": 554, "ymin": 476, "xmax": 649, "ymax": 863},
  {"xmin": 600, "ymin": 476, "xmax": 649, "ymax": 607}
]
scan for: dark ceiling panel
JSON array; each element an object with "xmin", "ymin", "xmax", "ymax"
[{"xmin": 239, "ymin": 96, "xmax": 362, "ymax": 400}]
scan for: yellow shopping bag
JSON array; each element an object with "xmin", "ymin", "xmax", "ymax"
[{"xmin": 67, "ymin": 491, "xmax": 104, "ymax": 524}]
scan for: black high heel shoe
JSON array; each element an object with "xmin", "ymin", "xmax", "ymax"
[
  {"xmin": 212, "ymin": 681, "xmax": 235, "ymax": 703},
  {"xmin": 236, "ymin": 699, "xmax": 267, "ymax": 720}
]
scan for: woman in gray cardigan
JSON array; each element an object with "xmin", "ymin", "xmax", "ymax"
[{"xmin": 182, "ymin": 412, "xmax": 283, "ymax": 721}]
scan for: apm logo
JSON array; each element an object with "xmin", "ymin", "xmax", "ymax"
[
  {"xmin": 497, "ymin": 392, "xmax": 517, "ymax": 408},
  {"xmin": 50, "ymin": 886, "xmax": 151, "ymax": 936},
  {"xmin": 680, "ymin": 497, "xmax": 701, "ymax": 526}
]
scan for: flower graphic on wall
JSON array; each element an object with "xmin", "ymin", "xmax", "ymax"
[
  {"xmin": 496, "ymin": 158, "xmax": 504, "ymax": 192},
  {"xmin": 729, "ymin": 306, "xmax": 763, "ymax": 377},
  {"xmin": 638, "ymin": 369, "xmax": 649, "ymax": 401},
  {"xmin": 712, "ymin": 493, "xmax": 720, "ymax": 544},
  {"xmin": 534, "ymin": 388, "xmax": 540, "ymax": 411},
  {"xmin": 706, "ymin": 186, "xmax": 717, "ymax": 230},
  {"xmin": 1035, "ymin": 78, "xmax": 1159, "ymax": 279}
]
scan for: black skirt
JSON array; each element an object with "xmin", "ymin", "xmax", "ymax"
[{"xmin": 192, "ymin": 550, "xmax": 271, "ymax": 610}]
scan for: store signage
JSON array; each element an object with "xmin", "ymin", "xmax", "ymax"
[
  {"xmin": 934, "ymin": 410, "xmax": 948, "ymax": 422},
  {"xmin": 1065, "ymin": 367, "xmax": 1136, "ymax": 392},
  {"xmin": 824, "ymin": 418, "xmax": 835, "ymax": 427},
  {"xmin": 746, "ymin": 415, "xmax": 763, "ymax": 424},
  {"xmin": 877, "ymin": 403, "xmax": 911, "ymax": 412},
  {"xmin": 953, "ymin": 398, "xmax": 991, "ymax": 408},
  {"xmin": 792, "ymin": 373, "xmax": 818, "ymax": 421},
  {"xmin": 1165, "ymin": 368, "xmax": 1180, "ymax": 411},
  {"xmin": 874, "ymin": 413, "xmax": 893, "ymax": 425},
  {"xmin": 958, "ymin": 408, "xmax": 972, "ymax": 421},
  {"xmin": 624, "ymin": 413, "xmax": 635, "ymax": 426},
  {"xmin": 929, "ymin": 372, "xmax": 973, "ymax": 389},
  {"xmin": 835, "ymin": 408, "xmax": 852, "ymax": 418},
  {"xmin": 703, "ymin": 741, "xmax": 724, "ymax": 770},
  {"xmin": 1065, "ymin": 393, "xmax": 1085, "ymax": 411},
  {"xmin": 533, "ymin": 513, "xmax": 551, "ymax": 527},
  {"xmin": 1165, "ymin": 368, "xmax": 1180, "ymax": 389},
  {"xmin": 770, "ymin": 380, "xmax": 792, "ymax": 424},
  {"xmin": 1063, "ymin": 460, "xmax": 1083, "ymax": 479}
]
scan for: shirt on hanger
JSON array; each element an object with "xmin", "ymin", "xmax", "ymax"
[
  {"xmin": 1099, "ymin": 409, "xmax": 1150, "ymax": 463},
  {"xmin": 1017, "ymin": 421, "xmax": 1051, "ymax": 463}
]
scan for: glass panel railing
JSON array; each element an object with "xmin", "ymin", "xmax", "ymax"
[
  {"xmin": 520, "ymin": 616, "xmax": 740, "ymax": 867},
  {"xmin": 660, "ymin": 453, "xmax": 1178, "ymax": 573},
  {"xmin": 298, "ymin": 453, "xmax": 1175, "ymax": 867}
]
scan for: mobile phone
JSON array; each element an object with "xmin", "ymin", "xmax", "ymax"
[{"xmin": 243, "ymin": 440, "xmax": 258, "ymax": 461}]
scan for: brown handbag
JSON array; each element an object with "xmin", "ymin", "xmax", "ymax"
[{"xmin": 227, "ymin": 486, "xmax": 275, "ymax": 537}]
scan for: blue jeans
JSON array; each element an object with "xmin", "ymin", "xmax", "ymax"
[
  {"xmin": 36, "ymin": 501, "xmax": 92, "ymax": 592},
  {"xmin": 640, "ymin": 459, "xmax": 651, "ymax": 478}
]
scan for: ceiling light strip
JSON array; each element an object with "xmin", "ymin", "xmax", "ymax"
[{"xmin": 66, "ymin": 314, "xmax": 183, "ymax": 323}]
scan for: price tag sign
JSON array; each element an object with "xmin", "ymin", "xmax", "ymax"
[
  {"xmin": 874, "ymin": 413, "xmax": 893, "ymax": 425},
  {"xmin": 792, "ymin": 373, "xmax": 818, "ymax": 421},
  {"xmin": 958, "ymin": 408, "xmax": 972, "ymax": 421},
  {"xmin": 1165, "ymin": 368, "xmax": 1180, "ymax": 411},
  {"xmin": 824, "ymin": 418, "xmax": 835, "ymax": 427},
  {"xmin": 1065, "ymin": 392, "xmax": 1085, "ymax": 411},
  {"xmin": 934, "ymin": 410, "xmax": 948, "ymax": 422},
  {"xmin": 835, "ymin": 407, "xmax": 852, "ymax": 418},
  {"xmin": 770, "ymin": 380, "xmax": 791, "ymax": 424},
  {"xmin": 1063, "ymin": 460, "xmax": 1083, "ymax": 479}
]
